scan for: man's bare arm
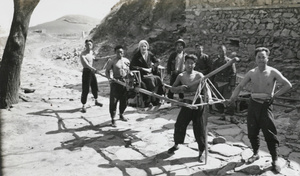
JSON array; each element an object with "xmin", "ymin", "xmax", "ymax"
[
  {"xmin": 80, "ymin": 54, "xmax": 96, "ymax": 72},
  {"xmin": 105, "ymin": 60, "xmax": 113, "ymax": 79},
  {"xmin": 273, "ymin": 69, "xmax": 292, "ymax": 98},
  {"xmin": 229, "ymin": 71, "xmax": 252, "ymax": 101},
  {"xmin": 170, "ymin": 74, "xmax": 187, "ymax": 93}
]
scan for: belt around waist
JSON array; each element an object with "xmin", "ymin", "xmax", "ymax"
[
  {"xmin": 251, "ymin": 97, "xmax": 271, "ymax": 104},
  {"xmin": 112, "ymin": 78, "xmax": 128, "ymax": 83}
]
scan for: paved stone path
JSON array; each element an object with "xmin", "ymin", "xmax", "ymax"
[{"xmin": 1, "ymin": 42, "xmax": 300, "ymax": 176}]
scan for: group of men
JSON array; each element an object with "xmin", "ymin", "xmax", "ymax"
[
  {"xmin": 167, "ymin": 39, "xmax": 236, "ymax": 116},
  {"xmin": 79, "ymin": 38, "xmax": 292, "ymax": 173}
]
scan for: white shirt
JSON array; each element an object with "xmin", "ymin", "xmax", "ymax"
[{"xmin": 175, "ymin": 52, "xmax": 184, "ymax": 72}]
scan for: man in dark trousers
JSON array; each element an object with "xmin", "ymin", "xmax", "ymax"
[
  {"xmin": 212, "ymin": 45, "xmax": 236, "ymax": 115},
  {"xmin": 228, "ymin": 47, "xmax": 292, "ymax": 173},
  {"xmin": 80, "ymin": 39, "xmax": 103, "ymax": 113},
  {"xmin": 167, "ymin": 39, "xmax": 187, "ymax": 100},
  {"xmin": 105, "ymin": 45, "xmax": 130, "ymax": 127},
  {"xmin": 167, "ymin": 54, "xmax": 210, "ymax": 162}
]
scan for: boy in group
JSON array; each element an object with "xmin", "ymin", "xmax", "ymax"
[
  {"xmin": 228, "ymin": 47, "xmax": 292, "ymax": 172},
  {"xmin": 105, "ymin": 45, "xmax": 131, "ymax": 127},
  {"xmin": 167, "ymin": 54, "xmax": 210, "ymax": 162},
  {"xmin": 80, "ymin": 39, "xmax": 103, "ymax": 113}
]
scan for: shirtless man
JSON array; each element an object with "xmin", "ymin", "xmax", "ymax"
[
  {"xmin": 105, "ymin": 45, "xmax": 130, "ymax": 127},
  {"xmin": 167, "ymin": 54, "xmax": 210, "ymax": 162},
  {"xmin": 80, "ymin": 39, "xmax": 103, "ymax": 113},
  {"xmin": 228, "ymin": 47, "xmax": 292, "ymax": 173}
]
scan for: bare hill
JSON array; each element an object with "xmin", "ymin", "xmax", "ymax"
[
  {"xmin": 90, "ymin": 0, "xmax": 186, "ymax": 59},
  {"xmin": 29, "ymin": 14, "xmax": 100, "ymax": 35}
]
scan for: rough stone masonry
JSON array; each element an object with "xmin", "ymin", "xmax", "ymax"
[{"xmin": 183, "ymin": 0, "xmax": 300, "ymax": 97}]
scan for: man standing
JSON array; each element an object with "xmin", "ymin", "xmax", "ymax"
[
  {"xmin": 194, "ymin": 43, "xmax": 214, "ymax": 113},
  {"xmin": 228, "ymin": 47, "xmax": 292, "ymax": 173},
  {"xmin": 167, "ymin": 39, "xmax": 187, "ymax": 100},
  {"xmin": 80, "ymin": 39, "xmax": 103, "ymax": 113},
  {"xmin": 212, "ymin": 45, "xmax": 236, "ymax": 115},
  {"xmin": 167, "ymin": 54, "xmax": 209, "ymax": 162},
  {"xmin": 194, "ymin": 43, "xmax": 212, "ymax": 75},
  {"xmin": 105, "ymin": 45, "xmax": 130, "ymax": 127}
]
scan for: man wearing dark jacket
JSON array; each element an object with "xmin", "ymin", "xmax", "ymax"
[
  {"xmin": 212, "ymin": 45, "xmax": 236, "ymax": 115},
  {"xmin": 167, "ymin": 39, "xmax": 187, "ymax": 100}
]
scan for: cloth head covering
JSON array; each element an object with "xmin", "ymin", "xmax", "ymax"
[
  {"xmin": 175, "ymin": 39, "xmax": 186, "ymax": 48},
  {"xmin": 138, "ymin": 40, "xmax": 149, "ymax": 50}
]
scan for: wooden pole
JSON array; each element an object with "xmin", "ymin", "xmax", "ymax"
[
  {"xmin": 187, "ymin": 57, "xmax": 240, "ymax": 88},
  {"xmin": 204, "ymin": 57, "xmax": 239, "ymax": 80},
  {"xmin": 96, "ymin": 72, "xmax": 198, "ymax": 109}
]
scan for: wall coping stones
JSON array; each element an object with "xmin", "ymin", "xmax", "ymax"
[{"xmin": 186, "ymin": 4, "xmax": 300, "ymax": 12}]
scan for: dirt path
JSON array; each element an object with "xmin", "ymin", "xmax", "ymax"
[{"xmin": 1, "ymin": 41, "xmax": 113, "ymax": 175}]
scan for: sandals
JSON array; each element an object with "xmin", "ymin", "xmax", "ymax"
[{"xmin": 246, "ymin": 154, "xmax": 260, "ymax": 164}]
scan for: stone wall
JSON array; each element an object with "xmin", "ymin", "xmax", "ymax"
[
  {"xmin": 187, "ymin": 0, "xmax": 300, "ymax": 8},
  {"xmin": 183, "ymin": 4, "xmax": 300, "ymax": 97}
]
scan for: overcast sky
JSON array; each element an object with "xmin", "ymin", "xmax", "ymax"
[{"xmin": 0, "ymin": 0, "xmax": 119, "ymax": 30}]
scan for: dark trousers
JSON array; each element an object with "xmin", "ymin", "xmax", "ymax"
[
  {"xmin": 109, "ymin": 82, "xmax": 128, "ymax": 119},
  {"xmin": 174, "ymin": 101, "xmax": 206, "ymax": 153},
  {"xmin": 142, "ymin": 75, "xmax": 163, "ymax": 106},
  {"xmin": 247, "ymin": 99, "xmax": 279, "ymax": 161},
  {"xmin": 168, "ymin": 72, "xmax": 184, "ymax": 99},
  {"xmin": 81, "ymin": 68, "xmax": 98, "ymax": 104}
]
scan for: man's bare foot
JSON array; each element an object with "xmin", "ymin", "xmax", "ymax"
[{"xmin": 272, "ymin": 160, "xmax": 281, "ymax": 173}]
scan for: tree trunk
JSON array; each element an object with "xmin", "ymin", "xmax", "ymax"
[{"xmin": 0, "ymin": 0, "xmax": 40, "ymax": 109}]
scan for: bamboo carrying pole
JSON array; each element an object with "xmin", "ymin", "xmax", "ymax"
[
  {"xmin": 187, "ymin": 57, "xmax": 240, "ymax": 88},
  {"xmin": 96, "ymin": 72, "xmax": 198, "ymax": 109}
]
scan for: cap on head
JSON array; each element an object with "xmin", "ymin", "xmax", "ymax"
[
  {"xmin": 85, "ymin": 39, "xmax": 93, "ymax": 44},
  {"xmin": 114, "ymin": 45, "xmax": 123, "ymax": 52},
  {"xmin": 175, "ymin": 39, "xmax": 186, "ymax": 48}
]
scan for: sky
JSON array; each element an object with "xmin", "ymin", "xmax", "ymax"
[{"xmin": 0, "ymin": 0, "xmax": 120, "ymax": 30}]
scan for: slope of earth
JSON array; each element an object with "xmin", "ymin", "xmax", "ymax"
[{"xmin": 90, "ymin": 0, "xmax": 186, "ymax": 60}]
